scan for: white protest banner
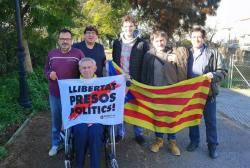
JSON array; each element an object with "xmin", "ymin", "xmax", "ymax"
[{"xmin": 58, "ymin": 74, "xmax": 126, "ymax": 129}]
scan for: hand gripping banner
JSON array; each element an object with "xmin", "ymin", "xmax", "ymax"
[{"xmin": 58, "ymin": 75, "xmax": 126, "ymax": 129}]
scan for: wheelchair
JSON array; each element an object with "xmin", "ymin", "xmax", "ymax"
[
  {"xmin": 63, "ymin": 125, "xmax": 119, "ymax": 168},
  {"xmin": 104, "ymin": 125, "xmax": 119, "ymax": 168}
]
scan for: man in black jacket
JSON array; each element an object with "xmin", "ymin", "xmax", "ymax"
[
  {"xmin": 112, "ymin": 15, "xmax": 149, "ymax": 145},
  {"xmin": 186, "ymin": 26, "xmax": 227, "ymax": 159}
]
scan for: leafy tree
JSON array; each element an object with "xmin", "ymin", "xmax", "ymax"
[
  {"xmin": 0, "ymin": 0, "xmax": 81, "ymax": 74},
  {"xmin": 73, "ymin": 0, "xmax": 130, "ymax": 47},
  {"xmin": 22, "ymin": 0, "xmax": 83, "ymax": 68},
  {"xmin": 128, "ymin": 0, "xmax": 221, "ymax": 36}
]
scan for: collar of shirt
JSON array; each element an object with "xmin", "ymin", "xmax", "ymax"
[
  {"xmin": 80, "ymin": 74, "xmax": 96, "ymax": 79},
  {"xmin": 192, "ymin": 44, "xmax": 206, "ymax": 60}
]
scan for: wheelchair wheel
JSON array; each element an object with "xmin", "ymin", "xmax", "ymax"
[
  {"xmin": 64, "ymin": 128, "xmax": 74, "ymax": 168},
  {"xmin": 104, "ymin": 126, "xmax": 119, "ymax": 168},
  {"xmin": 105, "ymin": 154, "xmax": 119, "ymax": 168}
]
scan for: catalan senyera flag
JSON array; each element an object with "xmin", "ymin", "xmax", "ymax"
[{"xmin": 108, "ymin": 60, "xmax": 211, "ymax": 133}]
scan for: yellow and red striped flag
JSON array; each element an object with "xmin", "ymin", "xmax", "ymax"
[{"xmin": 108, "ymin": 61, "xmax": 211, "ymax": 133}]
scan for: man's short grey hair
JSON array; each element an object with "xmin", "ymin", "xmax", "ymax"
[{"xmin": 79, "ymin": 57, "xmax": 96, "ymax": 67}]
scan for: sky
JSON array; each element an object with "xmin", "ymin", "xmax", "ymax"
[{"xmin": 206, "ymin": 0, "xmax": 250, "ymax": 42}]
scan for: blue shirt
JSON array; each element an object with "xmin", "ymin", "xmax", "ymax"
[
  {"xmin": 73, "ymin": 41, "xmax": 106, "ymax": 77},
  {"xmin": 188, "ymin": 45, "xmax": 209, "ymax": 78}
]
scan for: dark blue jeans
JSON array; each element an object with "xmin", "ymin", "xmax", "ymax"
[
  {"xmin": 73, "ymin": 123, "xmax": 104, "ymax": 168},
  {"xmin": 116, "ymin": 123, "xmax": 143, "ymax": 137},
  {"xmin": 155, "ymin": 132, "xmax": 176, "ymax": 140},
  {"xmin": 189, "ymin": 96, "xmax": 218, "ymax": 145}
]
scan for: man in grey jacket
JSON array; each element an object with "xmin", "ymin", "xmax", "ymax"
[{"xmin": 186, "ymin": 26, "xmax": 227, "ymax": 159}]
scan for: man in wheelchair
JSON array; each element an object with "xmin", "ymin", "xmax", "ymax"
[{"xmin": 73, "ymin": 57, "xmax": 104, "ymax": 168}]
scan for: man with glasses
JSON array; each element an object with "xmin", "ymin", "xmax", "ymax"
[
  {"xmin": 44, "ymin": 28, "xmax": 84, "ymax": 156},
  {"xmin": 73, "ymin": 25, "xmax": 106, "ymax": 77}
]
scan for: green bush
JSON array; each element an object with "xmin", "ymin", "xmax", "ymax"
[
  {"xmin": 0, "ymin": 146, "xmax": 8, "ymax": 160},
  {"xmin": 0, "ymin": 73, "xmax": 26, "ymax": 134},
  {"xmin": 0, "ymin": 67, "xmax": 49, "ymax": 145},
  {"xmin": 27, "ymin": 67, "xmax": 49, "ymax": 111}
]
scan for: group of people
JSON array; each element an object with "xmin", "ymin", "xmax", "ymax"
[{"xmin": 44, "ymin": 14, "xmax": 227, "ymax": 168}]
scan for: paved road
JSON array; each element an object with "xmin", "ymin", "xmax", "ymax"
[
  {"xmin": 1, "ymin": 88, "xmax": 250, "ymax": 168},
  {"xmin": 217, "ymin": 88, "xmax": 250, "ymax": 128},
  {"xmin": 115, "ymin": 112, "xmax": 250, "ymax": 168}
]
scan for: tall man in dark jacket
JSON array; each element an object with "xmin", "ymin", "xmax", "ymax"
[
  {"xmin": 112, "ymin": 15, "xmax": 149, "ymax": 145},
  {"xmin": 186, "ymin": 26, "xmax": 227, "ymax": 159}
]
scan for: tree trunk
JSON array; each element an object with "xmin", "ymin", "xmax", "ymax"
[{"xmin": 23, "ymin": 39, "xmax": 33, "ymax": 73}]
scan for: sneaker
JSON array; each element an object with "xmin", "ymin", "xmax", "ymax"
[
  {"xmin": 150, "ymin": 137, "xmax": 164, "ymax": 153},
  {"xmin": 49, "ymin": 146, "xmax": 59, "ymax": 156},
  {"xmin": 186, "ymin": 142, "xmax": 199, "ymax": 152},
  {"xmin": 48, "ymin": 143, "xmax": 64, "ymax": 157},
  {"xmin": 208, "ymin": 144, "xmax": 218, "ymax": 159},
  {"xmin": 135, "ymin": 135, "xmax": 146, "ymax": 146}
]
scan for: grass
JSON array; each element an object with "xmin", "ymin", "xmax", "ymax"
[
  {"xmin": 0, "ymin": 147, "xmax": 7, "ymax": 159},
  {"xmin": 0, "ymin": 67, "xmax": 49, "ymax": 159}
]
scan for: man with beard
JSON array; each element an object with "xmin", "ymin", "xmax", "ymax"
[{"xmin": 45, "ymin": 28, "xmax": 84, "ymax": 156}]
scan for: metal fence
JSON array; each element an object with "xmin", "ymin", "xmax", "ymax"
[{"xmin": 224, "ymin": 48, "xmax": 250, "ymax": 89}]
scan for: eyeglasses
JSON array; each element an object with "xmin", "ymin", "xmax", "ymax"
[{"xmin": 59, "ymin": 38, "xmax": 72, "ymax": 41}]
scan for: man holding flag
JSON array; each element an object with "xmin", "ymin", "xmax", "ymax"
[
  {"xmin": 112, "ymin": 15, "xmax": 149, "ymax": 145},
  {"xmin": 141, "ymin": 30, "xmax": 189, "ymax": 156},
  {"xmin": 186, "ymin": 26, "xmax": 227, "ymax": 159}
]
